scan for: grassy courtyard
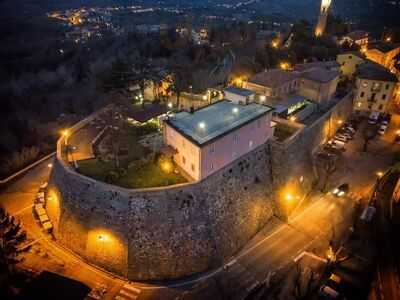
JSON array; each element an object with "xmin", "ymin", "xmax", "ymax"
[
  {"xmin": 78, "ymin": 158, "xmax": 187, "ymax": 189},
  {"xmin": 77, "ymin": 121, "xmax": 187, "ymax": 188}
]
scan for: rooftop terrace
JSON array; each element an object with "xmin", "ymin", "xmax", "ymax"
[{"xmin": 166, "ymin": 100, "xmax": 273, "ymax": 146}]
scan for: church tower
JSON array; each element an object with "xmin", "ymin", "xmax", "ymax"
[{"xmin": 315, "ymin": 0, "xmax": 332, "ymax": 37}]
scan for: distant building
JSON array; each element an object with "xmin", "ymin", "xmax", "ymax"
[
  {"xmin": 224, "ymin": 87, "xmax": 255, "ymax": 105},
  {"xmin": 354, "ymin": 62, "xmax": 398, "ymax": 113},
  {"xmin": 365, "ymin": 42, "xmax": 400, "ymax": 76},
  {"xmin": 164, "ymin": 101, "xmax": 274, "ymax": 180},
  {"xmin": 244, "ymin": 62, "xmax": 339, "ymax": 108},
  {"xmin": 339, "ymin": 31, "xmax": 369, "ymax": 47},
  {"xmin": 315, "ymin": 0, "xmax": 332, "ymax": 37},
  {"xmin": 337, "ymin": 52, "xmax": 366, "ymax": 78}
]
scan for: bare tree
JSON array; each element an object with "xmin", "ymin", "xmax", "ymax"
[
  {"xmin": 291, "ymin": 264, "xmax": 319, "ymax": 300},
  {"xmin": 362, "ymin": 125, "xmax": 377, "ymax": 152}
]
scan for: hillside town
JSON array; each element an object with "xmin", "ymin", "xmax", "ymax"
[{"xmin": 1, "ymin": 1, "xmax": 400, "ymax": 300}]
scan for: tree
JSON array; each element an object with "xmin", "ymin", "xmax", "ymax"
[
  {"xmin": 291, "ymin": 263, "xmax": 319, "ymax": 300},
  {"xmin": 362, "ymin": 125, "xmax": 377, "ymax": 152},
  {"xmin": 317, "ymin": 154, "xmax": 339, "ymax": 192},
  {"xmin": 0, "ymin": 206, "xmax": 30, "ymax": 299},
  {"xmin": 131, "ymin": 59, "xmax": 158, "ymax": 108},
  {"xmin": 168, "ymin": 58, "xmax": 192, "ymax": 110}
]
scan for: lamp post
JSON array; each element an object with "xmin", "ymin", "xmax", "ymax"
[{"xmin": 285, "ymin": 193, "xmax": 294, "ymax": 223}]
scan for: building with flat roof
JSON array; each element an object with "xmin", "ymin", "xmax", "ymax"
[
  {"xmin": 224, "ymin": 87, "xmax": 255, "ymax": 105},
  {"xmin": 354, "ymin": 62, "xmax": 398, "ymax": 113},
  {"xmin": 164, "ymin": 100, "xmax": 274, "ymax": 180}
]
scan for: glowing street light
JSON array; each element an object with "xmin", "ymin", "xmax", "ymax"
[
  {"xmin": 337, "ymin": 119, "xmax": 343, "ymax": 125},
  {"xmin": 62, "ymin": 129, "xmax": 69, "ymax": 146},
  {"xmin": 285, "ymin": 193, "xmax": 294, "ymax": 202},
  {"xmin": 376, "ymin": 171, "xmax": 384, "ymax": 178},
  {"xmin": 161, "ymin": 160, "xmax": 173, "ymax": 173},
  {"xmin": 271, "ymin": 40, "xmax": 279, "ymax": 48},
  {"xmin": 168, "ymin": 102, "xmax": 173, "ymax": 109},
  {"xmin": 289, "ymin": 116, "xmax": 296, "ymax": 122},
  {"xmin": 280, "ymin": 62, "xmax": 290, "ymax": 71},
  {"xmin": 48, "ymin": 163, "xmax": 53, "ymax": 169}
]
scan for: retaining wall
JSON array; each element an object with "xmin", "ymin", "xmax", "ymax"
[{"xmin": 47, "ymin": 93, "xmax": 353, "ymax": 280}]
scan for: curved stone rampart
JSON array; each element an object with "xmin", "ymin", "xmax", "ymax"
[{"xmin": 47, "ymin": 109, "xmax": 276, "ymax": 279}]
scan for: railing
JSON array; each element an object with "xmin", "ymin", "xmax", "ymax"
[{"xmin": 0, "ymin": 152, "xmax": 56, "ymax": 188}]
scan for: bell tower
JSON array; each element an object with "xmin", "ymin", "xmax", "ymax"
[{"xmin": 315, "ymin": 0, "xmax": 332, "ymax": 37}]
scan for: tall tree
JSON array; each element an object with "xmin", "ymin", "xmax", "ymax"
[
  {"xmin": 168, "ymin": 56, "xmax": 192, "ymax": 110},
  {"xmin": 362, "ymin": 125, "xmax": 377, "ymax": 152},
  {"xmin": 0, "ymin": 206, "xmax": 30, "ymax": 299}
]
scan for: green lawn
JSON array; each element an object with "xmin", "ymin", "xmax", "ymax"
[{"xmin": 77, "ymin": 159, "xmax": 187, "ymax": 189}]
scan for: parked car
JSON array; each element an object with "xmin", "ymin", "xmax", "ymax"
[
  {"xmin": 319, "ymin": 285, "xmax": 340, "ymax": 299},
  {"xmin": 378, "ymin": 125, "xmax": 387, "ymax": 135},
  {"xmin": 368, "ymin": 112, "xmax": 380, "ymax": 124},
  {"xmin": 332, "ymin": 183, "xmax": 349, "ymax": 197},
  {"xmin": 334, "ymin": 136, "xmax": 348, "ymax": 143},
  {"xmin": 395, "ymin": 132, "xmax": 400, "ymax": 144},
  {"xmin": 323, "ymin": 146, "xmax": 343, "ymax": 156},
  {"xmin": 337, "ymin": 131, "xmax": 353, "ymax": 139}
]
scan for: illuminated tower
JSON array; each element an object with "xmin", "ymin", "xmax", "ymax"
[{"xmin": 315, "ymin": 0, "xmax": 332, "ymax": 37}]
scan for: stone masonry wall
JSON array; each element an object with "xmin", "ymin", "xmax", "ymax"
[
  {"xmin": 270, "ymin": 93, "xmax": 354, "ymax": 205},
  {"xmin": 48, "ymin": 145, "xmax": 276, "ymax": 280}
]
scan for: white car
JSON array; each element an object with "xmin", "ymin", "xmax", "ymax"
[
  {"xmin": 334, "ymin": 134, "xmax": 349, "ymax": 142},
  {"xmin": 378, "ymin": 125, "xmax": 387, "ymax": 135}
]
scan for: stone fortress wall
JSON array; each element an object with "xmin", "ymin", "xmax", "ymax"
[{"xmin": 47, "ymin": 93, "xmax": 353, "ymax": 280}]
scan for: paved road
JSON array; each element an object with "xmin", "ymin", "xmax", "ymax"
[{"xmin": 0, "ymin": 115, "xmax": 398, "ymax": 300}]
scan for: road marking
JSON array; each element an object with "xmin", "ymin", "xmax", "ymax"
[
  {"xmin": 114, "ymin": 283, "xmax": 141, "ymax": 300},
  {"xmin": 123, "ymin": 284, "xmax": 141, "ymax": 293},
  {"xmin": 12, "ymin": 204, "xmax": 34, "ymax": 216}
]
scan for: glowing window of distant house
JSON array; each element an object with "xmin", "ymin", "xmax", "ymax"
[
  {"xmin": 210, "ymin": 163, "xmax": 214, "ymax": 170},
  {"xmin": 249, "ymin": 140, "xmax": 254, "ymax": 148}
]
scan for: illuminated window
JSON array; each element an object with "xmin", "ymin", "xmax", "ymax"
[
  {"xmin": 249, "ymin": 140, "xmax": 254, "ymax": 148},
  {"xmin": 210, "ymin": 163, "xmax": 214, "ymax": 170}
]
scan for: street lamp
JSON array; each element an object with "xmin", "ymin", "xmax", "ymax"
[
  {"xmin": 48, "ymin": 163, "xmax": 53, "ymax": 169},
  {"xmin": 62, "ymin": 130, "xmax": 69, "ymax": 146}
]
